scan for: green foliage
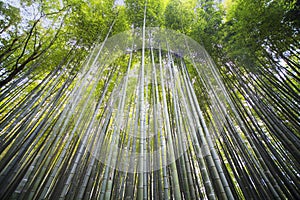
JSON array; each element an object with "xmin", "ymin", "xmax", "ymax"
[
  {"xmin": 190, "ymin": 0, "xmax": 223, "ymax": 55},
  {"xmin": 0, "ymin": 1, "xmax": 21, "ymax": 40},
  {"xmin": 64, "ymin": 0, "xmax": 116, "ymax": 48},
  {"xmin": 113, "ymin": 6, "xmax": 130, "ymax": 34},
  {"xmin": 164, "ymin": 0, "xmax": 196, "ymax": 34},
  {"xmin": 221, "ymin": 0, "xmax": 299, "ymax": 68},
  {"xmin": 125, "ymin": 0, "xmax": 164, "ymax": 27},
  {"xmin": 0, "ymin": 0, "xmax": 127, "ymax": 86}
]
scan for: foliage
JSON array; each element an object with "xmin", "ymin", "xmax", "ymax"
[
  {"xmin": 125, "ymin": 0, "xmax": 164, "ymax": 27},
  {"xmin": 164, "ymin": 0, "xmax": 196, "ymax": 34}
]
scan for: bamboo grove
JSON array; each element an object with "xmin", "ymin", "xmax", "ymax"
[{"xmin": 0, "ymin": 0, "xmax": 299, "ymax": 199}]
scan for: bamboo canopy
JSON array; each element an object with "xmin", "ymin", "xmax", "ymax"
[{"xmin": 0, "ymin": 2, "xmax": 299, "ymax": 200}]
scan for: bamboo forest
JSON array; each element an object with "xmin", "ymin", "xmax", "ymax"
[{"xmin": 0, "ymin": 0, "xmax": 299, "ymax": 199}]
